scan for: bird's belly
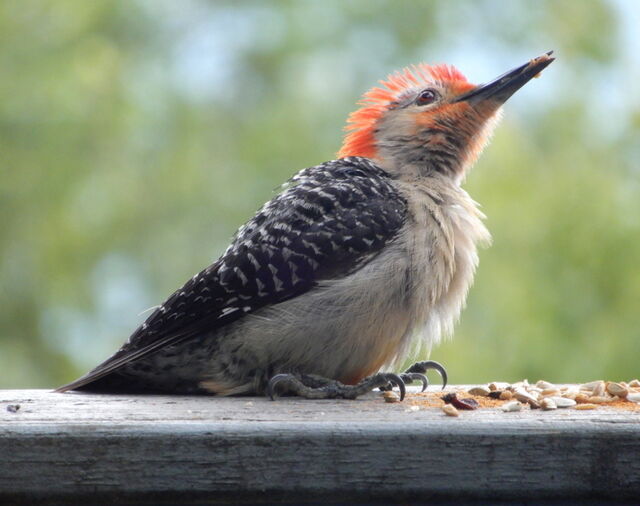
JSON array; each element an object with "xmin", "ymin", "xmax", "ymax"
[{"xmin": 204, "ymin": 243, "xmax": 417, "ymax": 391}]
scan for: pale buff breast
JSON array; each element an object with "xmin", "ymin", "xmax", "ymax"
[{"xmin": 393, "ymin": 177, "xmax": 491, "ymax": 357}]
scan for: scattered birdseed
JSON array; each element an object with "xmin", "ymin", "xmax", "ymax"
[
  {"xmin": 489, "ymin": 382, "xmax": 510, "ymax": 391},
  {"xmin": 510, "ymin": 380, "xmax": 530, "ymax": 390},
  {"xmin": 499, "ymin": 390, "xmax": 513, "ymax": 401},
  {"xmin": 513, "ymin": 388, "xmax": 538, "ymax": 405},
  {"xmin": 383, "ymin": 391, "xmax": 400, "ymax": 403},
  {"xmin": 442, "ymin": 392, "xmax": 479, "ymax": 410},
  {"xmin": 550, "ymin": 397, "xmax": 577, "ymax": 408},
  {"xmin": 6, "ymin": 404, "xmax": 20, "ymax": 413},
  {"xmin": 592, "ymin": 382, "xmax": 606, "ymax": 397},
  {"xmin": 501, "ymin": 401, "xmax": 522, "ymax": 412},
  {"xmin": 442, "ymin": 404, "xmax": 459, "ymax": 417},
  {"xmin": 587, "ymin": 396, "xmax": 611, "ymax": 404},
  {"xmin": 575, "ymin": 403, "xmax": 598, "ymax": 410},
  {"xmin": 574, "ymin": 393, "xmax": 590, "ymax": 404},
  {"xmin": 541, "ymin": 398, "xmax": 557, "ymax": 410},
  {"xmin": 468, "ymin": 386, "xmax": 491, "ymax": 397},
  {"xmin": 389, "ymin": 378, "xmax": 640, "ymax": 414},
  {"xmin": 579, "ymin": 380, "xmax": 604, "ymax": 392},
  {"xmin": 606, "ymin": 382, "xmax": 628, "ymax": 398},
  {"xmin": 563, "ymin": 391, "xmax": 578, "ymax": 400},
  {"xmin": 627, "ymin": 393, "xmax": 640, "ymax": 403}
]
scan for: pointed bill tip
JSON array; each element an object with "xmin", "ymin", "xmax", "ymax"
[{"xmin": 454, "ymin": 51, "xmax": 555, "ymax": 106}]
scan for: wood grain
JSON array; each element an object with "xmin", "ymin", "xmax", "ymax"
[{"xmin": 1, "ymin": 388, "xmax": 639, "ymax": 504}]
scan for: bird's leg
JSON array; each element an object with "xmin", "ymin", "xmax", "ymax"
[
  {"xmin": 267, "ymin": 372, "xmax": 406, "ymax": 401},
  {"xmin": 380, "ymin": 360, "xmax": 448, "ymax": 392}
]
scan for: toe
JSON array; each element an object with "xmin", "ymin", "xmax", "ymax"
[
  {"xmin": 267, "ymin": 373, "xmax": 294, "ymax": 400},
  {"xmin": 405, "ymin": 360, "xmax": 448, "ymax": 389},
  {"xmin": 402, "ymin": 372, "xmax": 429, "ymax": 392},
  {"xmin": 383, "ymin": 372, "xmax": 406, "ymax": 401}
]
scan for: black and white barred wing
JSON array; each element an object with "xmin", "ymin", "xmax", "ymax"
[{"xmin": 56, "ymin": 158, "xmax": 407, "ymax": 392}]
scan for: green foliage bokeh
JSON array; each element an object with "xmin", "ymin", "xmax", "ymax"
[{"xmin": 1, "ymin": 0, "xmax": 638, "ymax": 388}]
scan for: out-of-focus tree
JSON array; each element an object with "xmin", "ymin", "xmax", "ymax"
[{"xmin": 0, "ymin": 0, "xmax": 638, "ymax": 387}]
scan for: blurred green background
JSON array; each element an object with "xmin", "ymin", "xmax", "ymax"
[{"xmin": 1, "ymin": 0, "xmax": 639, "ymax": 389}]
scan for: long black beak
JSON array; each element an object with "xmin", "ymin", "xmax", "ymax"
[{"xmin": 454, "ymin": 51, "xmax": 555, "ymax": 105}]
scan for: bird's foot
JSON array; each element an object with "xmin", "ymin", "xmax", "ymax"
[
  {"xmin": 380, "ymin": 360, "xmax": 448, "ymax": 392},
  {"xmin": 267, "ymin": 372, "xmax": 406, "ymax": 401}
]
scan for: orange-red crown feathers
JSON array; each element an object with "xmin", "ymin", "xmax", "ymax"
[{"xmin": 338, "ymin": 63, "xmax": 472, "ymax": 159}]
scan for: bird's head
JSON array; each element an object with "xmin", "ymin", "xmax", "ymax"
[{"xmin": 338, "ymin": 52, "xmax": 554, "ymax": 182}]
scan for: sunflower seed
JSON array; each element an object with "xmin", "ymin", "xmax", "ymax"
[
  {"xmin": 580, "ymin": 380, "xmax": 604, "ymax": 392},
  {"xmin": 541, "ymin": 398, "xmax": 557, "ymax": 410},
  {"xmin": 442, "ymin": 404, "xmax": 459, "ymax": 417},
  {"xmin": 574, "ymin": 393, "xmax": 590, "ymax": 404},
  {"xmin": 606, "ymin": 382, "xmax": 628, "ymax": 398},
  {"xmin": 627, "ymin": 393, "xmax": 640, "ymax": 403},
  {"xmin": 514, "ymin": 388, "xmax": 539, "ymax": 404},
  {"xmin": 592, "ymin": 382, "xmax": 606, "ymax": 397},
  {"xmin": 468, "ymin": 386, "xmax": 491, "ymax": 397},
  {"xmin": 511, "ymin": 380, "xmax": 530, "ymax": 390},
  {"xmin": 489, "ymin": 382, "xmax": 510, "ymax": 391},
  {"xmin": 564, "ymin": 385, "xmax": 580, "ymax": 397},
  {"xmin": 551, "ymin": 397, "xmax": 577, "ymax": 408}
]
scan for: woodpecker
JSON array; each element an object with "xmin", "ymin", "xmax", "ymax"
[{"xmin": 56, "ymin": 52, "xmax": 554, "ymax": 400}]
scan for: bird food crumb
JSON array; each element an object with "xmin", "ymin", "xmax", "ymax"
[
  {"xmin": 6, "ymin": 404, "xmax": 20, "ymax": 413},
  {"xmin": 442, "ymin": 392, "xmax": 478, "ymax": 410},
  {"xmin": 530, "ymin": 52, "xmax": 554, "ymax": 78},
  {"xmin": 501, "ymin": 401, "xmax": 522, "ymax": 412},
  {"xmin": 575, "ymin": 403, "xmax": 598, "ymax": 410},
  {"xmin": 541, "ymin": 398, "xmax": 557, "ymax": 411},
  {"xmin": 442, "ymin": 404, "xmax": 459, "ymax": 417},
  {"xmin": 627, "ymin": 393, "xmax": 640, "ymax": 403},
  {"xmin": 383, "ymin": 391, "xmax": 400, "ymax": 403},
  {"xmin": 468, "ymin": 386, "xmax": 490, "ymax": 396}
]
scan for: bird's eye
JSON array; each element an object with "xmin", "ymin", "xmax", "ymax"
[{"xmin": 416, "ymin": 89, "xmax": 438, "ymax": 106}]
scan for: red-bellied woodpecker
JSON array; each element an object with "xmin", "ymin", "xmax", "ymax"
[{"xmin": 56, "ymin": 52, "xmax": 555, "ymax": 400}]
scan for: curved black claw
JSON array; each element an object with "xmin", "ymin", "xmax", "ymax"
[
  {"xmin": 404, "ymin": 360, "xmax": 448, "ymax": 390},
  {"xmin": 400, "ymin": 372, "xmax": 429, "ymax": 392},
  {"xmin": 267, "ymin": 373, "xmax": 295, "ymax": 401},
  {"xmin": 382, "ymin": 372, "xmax": 406, "ymax": 401}
]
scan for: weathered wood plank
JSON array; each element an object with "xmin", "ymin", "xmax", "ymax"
[{"xmin": 1, "ymin": 388, "xmax": 639, "ymax": 504}]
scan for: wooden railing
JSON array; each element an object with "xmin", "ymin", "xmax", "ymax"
[{"xmin": 1, "ymin": 388, "xmax": 638, "ymax": 504}]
